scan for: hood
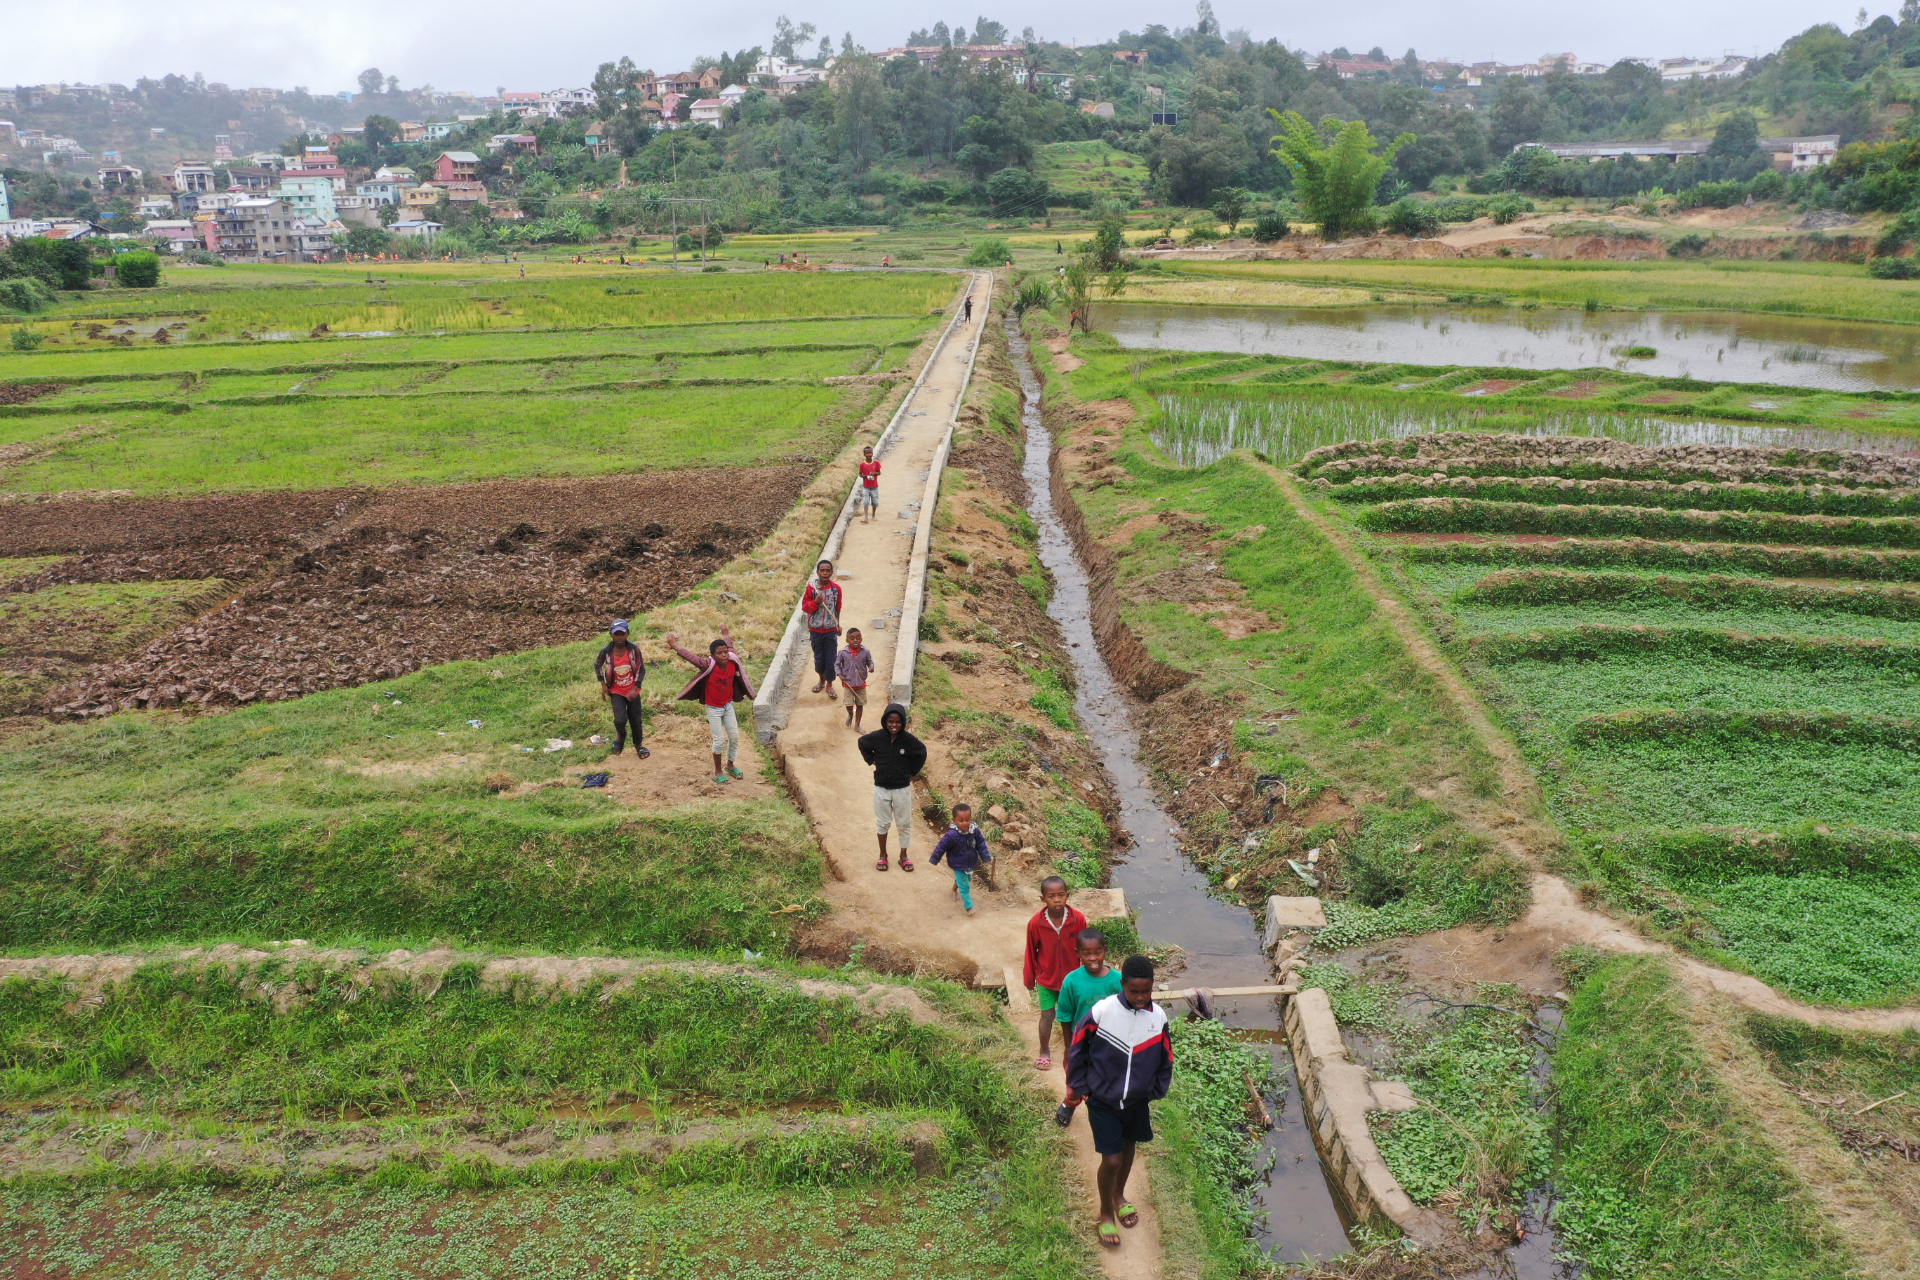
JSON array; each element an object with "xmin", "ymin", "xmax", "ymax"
[{"xmin": 882, "ymin": 702, "xmax": 910, "ymax": 732}]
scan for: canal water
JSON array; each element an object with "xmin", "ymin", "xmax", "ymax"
[
  {"xmin": 1005, "ymin": 318, "xmax": 1354, "ymax": 1264},
  {"xmin": 1093, "ymin": 301, "xmax": 1920, "ymax": 392}
]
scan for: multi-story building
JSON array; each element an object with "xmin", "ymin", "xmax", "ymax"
[
  {"xmin": 170, "ymin": 161, "xmax": 216, "ymax": 193},
  {"xmin": 273, "ymin": 173, "xmax": 338, "ymax": 220},
  {"xmin": 211, "ymin": 197, "xmax": 337, "ymax": 262}
]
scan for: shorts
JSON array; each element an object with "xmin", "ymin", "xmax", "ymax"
[
  {"xmin": 1086, "ymin": 1098, "xmax": 1154, "ymax": 1155},
  {"xmin": 859, "ymin": 485, "xmax": 879, "ymax": 508},
  {"xmin": 1035, "ymin": 984, "xmax": 1059, "ymax": 1013},
  {"xmin": 844, "ymin": 684, "xmax": 867, "ymax": 706},
  {"xmin": 873, "ymin": 785, "xmax": 914, "ymax": 848}
]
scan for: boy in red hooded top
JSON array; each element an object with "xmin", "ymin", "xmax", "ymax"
[{"xmin": 1022, "ymin": 876, "xmax": 1088, "ymax": 1071}]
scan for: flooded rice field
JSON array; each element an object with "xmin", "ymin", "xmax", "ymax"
[
  {"xmin": 1094, "ymin": 302, "xmax": 1920, "ymax": 392},
  {"xmin": 1150, "ymin": 396, "xmax": 1920, "ymax": 466}
]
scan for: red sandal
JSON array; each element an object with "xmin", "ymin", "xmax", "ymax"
[
  {"xmin": 899, "ymin": 857, "xmax": 914, "ymax": 872},
  {"xmin": 876, "ymin": 858, "xmax": 890, "ymax": 871}
]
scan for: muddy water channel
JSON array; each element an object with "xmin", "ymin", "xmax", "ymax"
[
  {"xmin": 1094, "ymin": 301, "xmax": 1920, "ymax": 392},
  {"xmin": 1005, "ymin": 320, "xmax": 1352, "ymax": 1264}
]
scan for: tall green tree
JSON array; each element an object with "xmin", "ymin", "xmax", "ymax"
[
  {"xmin": 1268, "ymin": 110, "xmax": 1413, "ymax": 241},
  {"xmin": 1210, "ymin": 186, "xmax": 1250, "ymax": 232},
  {"xmin": 1709, "ymin": 110, "xmax": 1762, "ymax": 157}
]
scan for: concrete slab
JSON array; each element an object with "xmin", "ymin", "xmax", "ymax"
[{"xmin": 1263, "ymin": 894, "xmax": 1327, "ymax": 950}]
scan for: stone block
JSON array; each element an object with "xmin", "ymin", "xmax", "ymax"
[
  {"xmin": 1263, "ymin": 894, "xmax": 1328, "ymax": 950},
  {"xmin": 1368, "ymin": 1080, "xmax": 1419, "ymax": 1113}
]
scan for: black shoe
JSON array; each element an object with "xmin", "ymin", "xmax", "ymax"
[{"xmin": 1054, "ymin": 1104, "xmax": 1074, "ymax": 1128}]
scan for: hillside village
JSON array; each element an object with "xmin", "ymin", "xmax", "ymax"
[{"xmin": 2, "ymin": 13, "xmax": 1912, "ymax": 265}]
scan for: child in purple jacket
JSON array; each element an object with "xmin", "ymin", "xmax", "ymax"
[{"xmin": 928, "ymin": 802, "xmax": 993, "ymax": 914}]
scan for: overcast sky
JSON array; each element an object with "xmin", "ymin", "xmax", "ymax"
[{"xmin": 2, "ymin": 1, "xmax": 1876, "ymax": 96}]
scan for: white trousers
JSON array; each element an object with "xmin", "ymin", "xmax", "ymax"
[
  {"xmin": 873, "ymin": 785, "xmax": 914, "ymax": 847},
  {"xmin": 706, "ymin": 703, "xmax": 739, "ymax": 758}
]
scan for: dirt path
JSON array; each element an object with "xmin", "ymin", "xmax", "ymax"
[
  {"xmin": 1253, "ymin": 456, "xmax": 1920, "ymax": 1037},
  {"xmin": 773, "ymin": 274, "xmax": 1036, "ymax": 981},
  {"xmin": 772, "ymin": 280, "xmax": 1167, "ymax": 1276}
]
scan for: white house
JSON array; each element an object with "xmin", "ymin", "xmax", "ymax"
[
  {"xmin": 136, "ymin": 195, "xmax": 175, "ymax": 218},
  {"xmin": 689, "ymin": 98, "xmax": 725, "ymax": 127},
  {"xmin": 540, "ymin": 87, "xmax": 595, "ymax": 117},
  {"xmin": 718, "ymin": 84, "xmax": 749, "ymax": 106},
  {"xmin": 170, "ymin": 161, "xmax": 215, "ymax": 193},
  {"xmin": 389, "ymin": 218, "xmax": 442, "ymax": 240}
]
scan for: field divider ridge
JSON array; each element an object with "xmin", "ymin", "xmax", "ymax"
[{"xmin": 753, "ymin": 272, "xmax": 978, "ymax": 744}]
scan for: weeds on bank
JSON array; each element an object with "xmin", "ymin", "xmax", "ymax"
[{"xmin": 1554, "ymin": 955, "xmax": 1850, "ymax": 1279}]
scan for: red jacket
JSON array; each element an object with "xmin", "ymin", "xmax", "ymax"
[{"xmin": 1023, "ymin": 905, "xmax": 1088, "ymax": 992}]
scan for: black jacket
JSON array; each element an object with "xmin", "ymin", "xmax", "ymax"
[{"xmin": 858, "ymin": 703, "xmax": 927, "ymax": 790}]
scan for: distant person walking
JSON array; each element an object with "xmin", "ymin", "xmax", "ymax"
[
  {"xmin": 666, "ymin": 624, "xmax": 755, "ymax": 784},
  {"xmin": 594, "ymin": 619, "xmax": 649, "ymax": 758},
  {"xmin": 857, "ymin": 445, "xmax": 882, "ymax": 522},
  {"xmin": 963, "ymin": 294, "xmax": 974, "ymax": 321},
  {"xmin": 802, "ymin": 559, "xmax": 843, "ymax": 699},
  {"xmin": 836, "ymin": 627, "xmax": 875, "ymax": 730},
  {"xmin": 1066, "ymin": 954, "xmax": 1172, "ymax": 1250},
  {"xmin": 858, "ymin": 702, "xmax": 926, "ymax": 872}
]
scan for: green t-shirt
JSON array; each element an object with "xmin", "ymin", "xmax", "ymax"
[{"xmin": 1055, "ymin": 964, "xmax": 1124, "ymax": 1029}]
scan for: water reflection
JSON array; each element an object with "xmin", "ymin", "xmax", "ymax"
[
  {"xmin": 1094, "ymin": 302, "xmax": 1920, "ymax": 392},
  {"xmin": 1152, "ymin": 396, "xmax": 1920, "ymax": 466}
]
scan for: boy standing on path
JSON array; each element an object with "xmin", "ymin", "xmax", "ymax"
[
  {"xmin": 1053, "ymin": 928, "xmax": 1124, "ymax": 1125},
  {"xmin": 835, "ymin": 628, "xmax": 875, "ymax": 730},
  {"xmin": 928, "ymin": 802, "xmax": 992, "ymax": 914},
  {"xmin": 593, "ymin": 620, "xmax": 649, "ymax": 759},
  {"xmin": 857, "ymin": 703, "xmax": 926, "ymax": 873},
  {"xmin": 666, "ymin": 624, "xmax": 755, "ymax": 785},
  {"xmin": 801, "ymin": 560, "xmax": 843, "ymax": 699},
  {"xmin": 857, "ymin": 446, "xmax": 882, "ymax": 523},
  {"xmin": 1066, "ymin": 954, "xmax": 1172, "ymax": 1250},
  {"xmin": 1023, "ymin": 877, "xmax": 1089, "ymax": 1071}
]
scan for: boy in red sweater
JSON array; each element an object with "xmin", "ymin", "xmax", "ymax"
[{"xmin": 1022, "ymin": 876, "xmax": 1088, "ymax": 1071}]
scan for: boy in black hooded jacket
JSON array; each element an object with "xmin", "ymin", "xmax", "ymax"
[{"xmin": 857, "ymin": 702, "xmax": 926, "ymax": 872}]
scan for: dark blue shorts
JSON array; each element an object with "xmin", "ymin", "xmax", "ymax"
[{"xmin": 1086, "ymin": 1098, "xmax": 1153, "ymax": 1155}]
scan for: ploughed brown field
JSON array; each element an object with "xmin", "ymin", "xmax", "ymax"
[{"xmin": 0, "ymin": 466, "xmax": 809, "ymax": 718}]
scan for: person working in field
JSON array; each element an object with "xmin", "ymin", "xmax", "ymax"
[
  {"xmin": 802, "ymin": 559, "xmax": 843, "ymax": 699},
  {"xmin": 858, "ymin": 702, "xmax": 926, "ymax": 872},
  {"xmin": 665, "ymin": 624, "xmax": 755, "ymax": 785},
  {"xmin": 857, "ymin": 446, "xmax": 882, "ymax": 523},
  {"xmin": 594, "ymin": 620, "xmax": 648, "ymax": 759}
]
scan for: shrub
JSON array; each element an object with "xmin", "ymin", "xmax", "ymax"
[
  {"xmin": 0, "ymin": 277, "xmax": 55, "ymax": 313},
  {"xmin": 1250, "ymin": 210, "xmax": 1289, "ymax": 242},
  {"xmin": 10, "ymin": 327, "xmax": 45, "ymax": 351},
  {"xmin": 115, "ymin": 250, "xmax": 161, "ymax": 288},
  {"xmin": 1669, "ymin": 233, "xmax": 1711, "ymax": 257},
  {"xmin": 1869, "ymin": 256, "xmax": 1920, "ymax": 279},
  {"xmin": 964, "ymin": 236, "xmax": 1012, "ymax": 266},
  {"xmin": 1488, "ymin": 197, "xmax": 1527, "ymax": 225},
  {"xmin": 1381, "ymin": 197, "xmax": 1441, "ymax": 237}
]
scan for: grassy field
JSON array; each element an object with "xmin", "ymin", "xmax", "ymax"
[
  {"xmin": 1, "ymin": 270, "xmax": 955, "ymax": 343},
  {"xmin": 4, "ymin": 384, "xmax": 858, "ymax": 494},
  {"xmin": 0, "ymin": 956, "xmax": 1085, "ymax": 1277},
  {"xmin": 0, "ymin": 315, "xmax": 936, "ymax": 377},
  {"xmin": 1554, "ymin": 955, "xmax": 1855, "ymax": 1278},
  {"xmin": 1164, "ymin": 258, "xmax": 1920, "ymax": 324}
]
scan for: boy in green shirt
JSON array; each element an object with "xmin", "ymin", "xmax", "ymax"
[{"xmin": 1053, "ymin": 927, "xmax": 1124, "ymax": 1126}]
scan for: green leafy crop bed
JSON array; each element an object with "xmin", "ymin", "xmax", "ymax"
[{"xmin": 1294, "ymin": 429, "xmax": 1920, "ymax": 1003}]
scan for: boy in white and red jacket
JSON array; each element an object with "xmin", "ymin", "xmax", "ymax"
[{"xmin": 1065, "ymin": 954, "xmax": 1172, "ymax": 1250}]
